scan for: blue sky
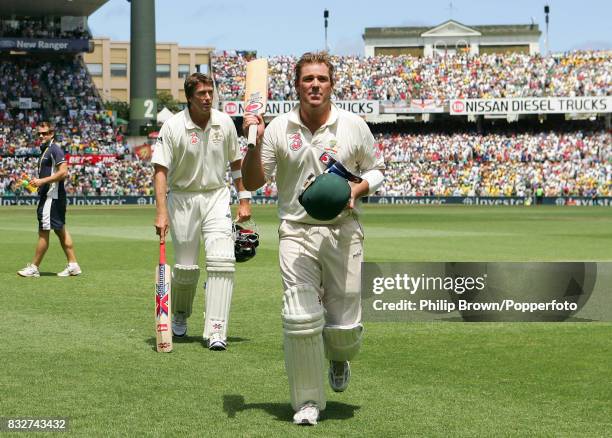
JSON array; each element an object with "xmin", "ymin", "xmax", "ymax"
[{"xmin": 88, "ymin": 0, "xmax": 612, "ymax": 56}]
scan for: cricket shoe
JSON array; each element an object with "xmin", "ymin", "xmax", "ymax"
[
  {"xmin": 17, "ymin": 263, "xmax": 40, "ymax": 278},
  {"xmin": 172, "ymin": 312, "xmax": 187, "ymax": 337},
  {"xmin": 293, "ymin": 402, "xmax": 319, "ymax": 426},
  {"xmin": 329, "ymin": 360, "xmax": 351, "ymax": 392},
  {"xmin": 57, "ymin": 263, "xmax": 82, "ymax": 277},
  {"xmin": 208, "ymin": 333, "xmax": 227, "ymax": 351}
]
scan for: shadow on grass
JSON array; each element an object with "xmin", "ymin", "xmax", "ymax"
[
  {"xmin": 40, "ymin": 272, "xmax": 57, "ymax": 277},
  {"xmin": 223, "ymin": 394, "xmax": 360, "ymax": 423},
  {"xmin": 146, "ymin": 336, "xmax": 250, "ymax": 350},
  {"xmin": 14, "ymin": 271, "xmax": 57, "ymax": 277}
]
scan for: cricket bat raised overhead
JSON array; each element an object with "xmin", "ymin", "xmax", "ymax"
[
  {"xmin": 155, "ymin": 240, "xmax": 172, "ymax": 353},
  {"xmin": 244, "ymin": 58, "xmax": 268, "ymax": 149}
]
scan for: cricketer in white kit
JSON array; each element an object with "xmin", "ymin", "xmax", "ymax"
[
  {"xmin": 153, "ymin": 73, "xmax": 252, "ymax": 351},
  {"xmin": 242, "ymin": 52, "xmax": 385, "ymax": 425}
]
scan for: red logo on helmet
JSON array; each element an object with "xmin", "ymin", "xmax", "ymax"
[
  {"xmin": 319, "ymin": 152, "xmax": 333, "ymax": 166},
  {"xmin": 289, "ymin": 133, "xmax": 302, "ymax": 151}
]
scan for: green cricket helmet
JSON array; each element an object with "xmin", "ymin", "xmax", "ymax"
[{"xmin": 298, "ymin": 172, "xmax": 351, "ymax": 221}]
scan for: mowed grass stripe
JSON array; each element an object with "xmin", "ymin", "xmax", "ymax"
[{"xmin": 1, "ymin": 205, "xmax": 611, "ymax": 436}]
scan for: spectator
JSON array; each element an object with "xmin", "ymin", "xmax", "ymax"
[{"xmin": 212, "ymin": 51, "xmax": 611, "ymax": 101}]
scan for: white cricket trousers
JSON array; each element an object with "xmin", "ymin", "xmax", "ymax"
[
  {"xmin": 168, "ymin": 187, "xmax": 233, "ymax": 265},
  {"xmin": 278, "ymin": 216, "xmax": 364, "ymax": 326}
]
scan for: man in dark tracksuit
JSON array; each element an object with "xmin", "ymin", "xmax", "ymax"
[{"xmin": 17, "ymin": 121, "xmax": 82, "ymax": 278}]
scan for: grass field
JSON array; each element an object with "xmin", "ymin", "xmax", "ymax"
[{"xmin": 1, "ymin": 205, "xmax": 611, "ymax": 437}]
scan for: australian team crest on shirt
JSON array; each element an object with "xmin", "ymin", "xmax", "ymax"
[
  {"xmin": 324, "ymin": 139, "xmax": 338, "ymax": 155},
  {"xmin": 211, "ymin": 128, "xmax": 223, "ymax": 145},
  {"xmin": 190, "ymin": 132, "xmax": 199, "ymax": 145},
  {"xmin": 289, "ymin": 132, "xmax": 303, "ymax": 151}
]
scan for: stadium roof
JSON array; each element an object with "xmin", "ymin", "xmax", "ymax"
[
  {"xmin": 0, "ymin": 0, "xmax": 108, "ymax": 17},
  {"xmin": 364, "ymin": 20, "xmax": 541, "ymax": 39}
]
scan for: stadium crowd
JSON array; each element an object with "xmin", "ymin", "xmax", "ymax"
[
  {"xmin": 1, "ymin": 50, "xmax": 610, "ymax": 200},
  {"xmin": 0, "ymin": 18, "xmax": 88, "ymax": 39},
  {"xmin": 213, "ymin": 51, "xmax": 611, "ymax": 101},
  {"xmin": 0, "ymin": 155, "xmax": 153, "ymax": 197},
  {"xmin": 378, "ymin": 128, "xmax": 610, "ymax": 197},
  {"xmin": 2, "ymin": 126, "xmax": 609, "ymax": 198},
  {"xmin": 0, "ymin": 58, "xmax": 125, "ymax": 157}
]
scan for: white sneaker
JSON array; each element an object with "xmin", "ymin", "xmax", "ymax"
[
  {"xmin": 57, "ymin": 263, "xmax": 82, "ymax": 277},
  {"xmin": 329, "ymin": 360, "xmax": 351, "ymax": 392},
  {"xmin": 17, "ymin": 263, "xmax": 40, "ymax": 278},
  {"xmin": 293, "ymin": 402, "xmax": 319, "ymax": 426},
  {"xmin": 208, "ymin": 333, "xmax": 227, "ymax": 351},
  {"xmin": 173, "ymin": 312, "xmax": 187, "ymax": 337}
]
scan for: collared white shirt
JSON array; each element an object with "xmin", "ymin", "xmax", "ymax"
[
  {"xmin": 152, "ymin": 108, "xmax": 240, "ymax": 192},
  {"xmin": 262, "ymin": 103, "xmax": 384, "ymax": 224}
]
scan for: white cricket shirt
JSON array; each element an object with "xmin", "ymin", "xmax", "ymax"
[
  {"xmin": 261, "ymin": 103, "xmax": 384, "ymax": 224},
  {"xmin": 152, "ymin": 108, "xmax": 240, "ymax": 192}
]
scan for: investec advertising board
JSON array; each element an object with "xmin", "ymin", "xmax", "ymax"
[
  {"xmin": 3, "ymin": 196, "xmax": 612, "ymax": 207},
  {"xmin": 450, "ymin": 97, "xmax": 612, "ymax": 115},
  {"xmin": 222, "ymin": 100, "xmax": 379, "ymax": 116}
]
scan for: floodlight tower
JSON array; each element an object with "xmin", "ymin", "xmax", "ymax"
[
  {"xmin": 324, "ymin": 9, "xmax": 329, "ymax": 52},
  {"xmin": 544, "ymin": 5, "xmax": 550, "ymax": 54}
]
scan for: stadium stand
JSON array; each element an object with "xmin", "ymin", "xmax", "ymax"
[
  {"xmin": 1, "ymin": 50, "xmax": 610, "ymax": 200},
  {"xmin": 0, "ymin": 56, "xmax": 125, "ymax": 157},
  {"xmin": 0, "ymin": 17, "xmax": 88, "ymax": 39},
  {"xmin": 378, "ymin": 128, "xmax": 610, "ymax": 197},
  {"xmin": 2, "ymin": 121, "xmax": 608, "ymax": 198},
  {"xmin": 213, "ymin": 52, "xmax": 611, "ymax": 100}
]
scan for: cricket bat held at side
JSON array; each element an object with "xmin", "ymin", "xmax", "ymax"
[
  {"xmin": 244, "ymin": 58, "xmax": 268, "ymax": 149},
  {"xmin": 155, "ymin": 240, "xmax": 172, "ymax": 353}
]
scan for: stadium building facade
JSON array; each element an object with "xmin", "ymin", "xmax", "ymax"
[
  {"xmin": 83, "ymin": 38, "xmax": 213, "ymax": 104},
  {"xmin": 363, "ymin": 20, "xmax": 541, "ymax": 57}
]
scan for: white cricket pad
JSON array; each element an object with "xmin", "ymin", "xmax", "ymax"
[
  {"xmin": 323, "ymin": 324, "xmax": 364, "ymax": 361},
  {"xmin": 282, "ymin": 285, "xmax": 326, "ymax": 412},
  {"xmin": 172, "ymin": 264, "xmax": 200, "ymax": 317},
  {"xmin": 203, "ymin": 238, "xmax": 235, "ymax": 341}
]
